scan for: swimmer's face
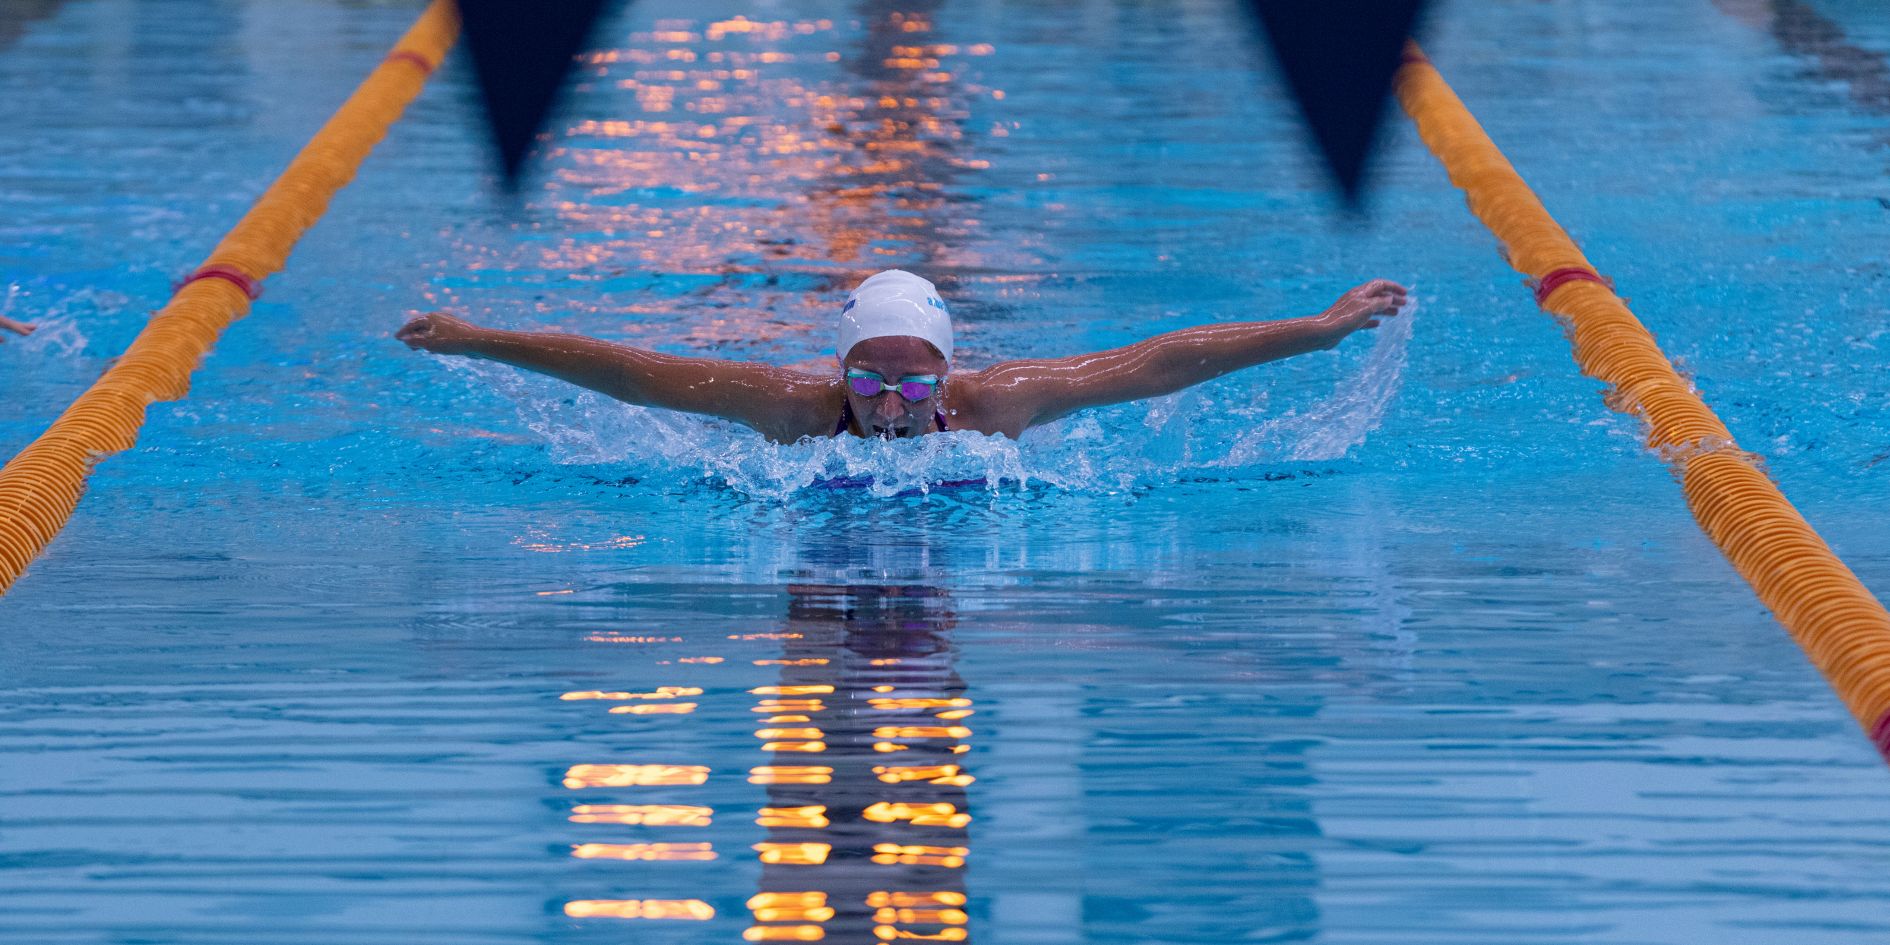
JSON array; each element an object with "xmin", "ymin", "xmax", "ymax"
[{"xmin": 841, "ymin": 335, "xmax": 949, "ymax": 438}]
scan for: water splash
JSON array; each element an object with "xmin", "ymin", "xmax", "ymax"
[
  {"xmin": 1229, "ymin": 298, "xmax": 1417, "ymax": 463},
  {"xmin": 448, "ymin": 303, "xmax": 1415, "ymax": 499},
  {"xmin": 1, "ymin": 282, "xmax": 102, "ymax": 358}
]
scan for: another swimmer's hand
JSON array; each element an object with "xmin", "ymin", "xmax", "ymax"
[
  {"xmin": 0, "ymin": 314, "xmax": 36, "ymax": 339},
  {"xmin": 397, "ymin": 312, "xmax": 486, "ymax": 357},
  {"xmin": 1313, "ymin": 279, "xmax": 1408, "ymax": 347}
]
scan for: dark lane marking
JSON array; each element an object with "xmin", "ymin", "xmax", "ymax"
[
  {"xmin": 1713, "ymin": 0, "xmax": 1890, "ymax": 114},
  {"xmin": 0, "ymin": 0, "xmax": 69, "ymax": 54}
]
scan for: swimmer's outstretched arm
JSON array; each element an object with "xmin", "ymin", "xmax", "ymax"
[
  {"xmin": 395, "ymin": 312, "xmax": 832, "ymax": 441},
  {"xmin": 969, "ymin": 279, "xmax": 1407, "ymax": 433},
  {"xmin": 0, "ymin": 313, "xmax": 35, "ymax": 339}
]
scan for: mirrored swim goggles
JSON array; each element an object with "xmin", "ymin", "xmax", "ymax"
[{"xmin": 846, "ymin": 369, "xmax": 940, "ymax": 402}]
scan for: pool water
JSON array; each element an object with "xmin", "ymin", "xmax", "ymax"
[{"xmin": 3, "ymin": 1, "xmax": 1890, "ymax": 942}]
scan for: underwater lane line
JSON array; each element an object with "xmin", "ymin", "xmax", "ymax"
[
  {"xmin": 1395, "ymin": 45, "xmax": 1890, "ymax": 762},
  {"xmin": 0, "ymin": 1, "xmax": 459, "ymax": 595}
]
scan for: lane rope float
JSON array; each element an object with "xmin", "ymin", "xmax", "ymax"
[
  {"xmin": 1396, "ymin": 43, "xmax": 1890, "ymax": 762},
  {"xmin": 0, "ymin": 0, "xmax": 459, "ymax": 594}
]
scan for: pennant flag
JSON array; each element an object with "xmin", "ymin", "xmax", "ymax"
[
  {"xmin": 455, "ymin": 0, "xmax": 620, "ymax": 188},
  {"xmin": 1244, "ymin": 0, "xmax": 1432, "ymax": 208}
]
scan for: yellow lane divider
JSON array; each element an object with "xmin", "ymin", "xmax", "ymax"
[
  {"xmin": 0, "ymin": 2, "xmax": 458, "ymax": 594},
  {"xmin": 1396, "ymin": 44, "xmax": 1890, "ymax": 761}
]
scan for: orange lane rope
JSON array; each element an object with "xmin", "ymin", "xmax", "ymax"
[
  {"xmin": 0, "ymin": 1, "xmax": 458, "ymax": 595},
  {"xmin": 1396, "ymin": 44, "xmax": 1890, "ymax": 761}
]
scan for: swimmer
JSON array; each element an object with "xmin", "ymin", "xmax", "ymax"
[{"xmin": 397, "ymin": 270, "xmax": 1406, "ymax": 442}]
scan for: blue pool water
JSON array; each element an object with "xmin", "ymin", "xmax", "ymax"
[{"xmin": 4, "ymin": 0, "xmax": 1890, "ymax": 942}]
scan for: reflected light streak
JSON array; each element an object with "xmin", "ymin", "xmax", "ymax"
[
  {"xmin": 755, "ymin": 727, "xmax": 825, "ymax": 740},
  {"xmin": 746, "ymin": 926, "xmax": 829, "ymax": 942},
  {"xmin": 755, "ymin": 699, "xmax": 826, "ymax": 712},
  {"xmin": 874, "ymin": 725, "xmax": 971, "ymax": 739},
  {"xmin": 564, "ymin": 899, "xmax": 715, "ymax": 920},
  {"xmin": 871, "ymin": 764, "xmax": 970, "ymax": 785},
  {"xmin": 755, "ymin": 842, "xmax": 832, "ymax": 865},
  {"xmin": 752, "ymin": 685, "xmax": 835, "ymax": 696},
  {"xmin": 750, "ymin": 891, "xmax": 830, "ymax": 911},
  {"xmin": 762, "ymin": 741, "xmax": 829, "ymax": 753},
  {"xmin": 868, "ymin": 697, "xmax": 970, "ymax": 710},
  {"xmin": 563, "ymin": 764, "xmax": 710, "ymax": 788},
  {"xmin": 569, "ymin": 804, "xmax": 713, "ymax": 826},
  {"xmin": 756, "ymin": 658, "xmax": 833, "ymax": 666},
  {"xmin": 562, "ymin": 686, "xmax": 703, "ymax": 700},
  {"xmin": 609, "ymin": 702, "xmax": 698, "ymax": 715},
  {"xmin": 517, "ymin": 534, "xmax": 646, "ymax": 553},
  {"xmin": 867, "ymin": 892, "xmax": 968, "ymax": 908},
  {"xmin": 870, "ymin": 843, "xmax": 967, "ymax": 868},
  {"xmin": 751, "ymin": 765, "xmax": 833, "ymax": 784},
  {"xmin": 757, "ymin": 805, "xmax": 831, "ymax": 828},
  {"xmin": 875, "ymin": 908, "xmax": 969, "ymax": 926},
  {"xmin": 874, "ymin": 927, "xmax": 967, "ymax": 942},
  {"xmin": 862, "ymin": 801, "xmax": 971, "ymax": 828},
  {"xmin": 572, "ymin": 841, "xmax": 717, "ymax": 861}
]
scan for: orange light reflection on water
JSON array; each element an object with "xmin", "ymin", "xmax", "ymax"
[
  {"xmin": 756, "ymin": 805, "xmax": 830, "ymax": 828},
  {"xmin": 571, "ymin": 841, "xmax": 717, "ymax": 861},
  {"xmin": 755, "ymin": 841, "xmax": 832, "ymax": 865},
  {"xmin": 563, "ymin": 764, "xmax": 709, "ymax": 788},
  {"xmin": 752, "ymin": 685, "xmax": 834, "ymax": 696},
  {"xmin": 506, "ymin": 10, "xmax": 1002, "ymax": 353},
  {"xmin": 609, "ymin": 702, "xmax": 698, "ymax": 715},
  {"xmin": 569, "ymin": 804, "xmax": 712, "ymax": 827},
  {"xmin": 564, "ymin": 899, "xmax": 715, "ymax": 920},
  {"xmin": 750, "ymin": 765, "xmax": 833, "ymax": 785},
  {"xmin": 562, "ymin": 686, "xmax": 703, "ymax": 701},
  {"xmin": 746, "ymin": 925, "xmax": 830, "ymax": 942}
]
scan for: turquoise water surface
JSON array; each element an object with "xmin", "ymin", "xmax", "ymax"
[{"xmin": 3, "ymin": 1, "xmax": 1890, "ymax": 942}]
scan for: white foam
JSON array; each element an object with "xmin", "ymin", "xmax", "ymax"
[{"xmin": 2, "ymin": 283, "xmax": 100, "ymax": 358}]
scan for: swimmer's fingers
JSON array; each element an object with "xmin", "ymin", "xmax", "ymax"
[
  {"xmin": 395, "ymin": 319, "xmax": 434, "ymax": 350},
  {"xmin": 397, "ymin": 312, "xmax": 451, "ymax": 349},
  {"xmin": 1344, "ymin": 280, "xmax": 1407, "ymax": 314},
  {"xmin": 398, "ymin": 311, "xmax": 487, "ymax": 356}
]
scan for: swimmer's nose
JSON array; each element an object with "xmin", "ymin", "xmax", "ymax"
[{"xmin": 871, "ymin": 396, "xmax": 907, "ymax": 433}]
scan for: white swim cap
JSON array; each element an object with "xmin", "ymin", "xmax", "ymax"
[{"xmin": 836, "ymin": 269, "xmax": 952, "ymax": 364}]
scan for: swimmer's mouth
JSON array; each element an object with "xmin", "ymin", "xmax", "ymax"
[{"xmin": 870, "ymin": 426, "xmax": 912, "ymax": 439}]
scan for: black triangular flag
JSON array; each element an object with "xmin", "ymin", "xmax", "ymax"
[
  {"xmin": 456, "ymin": 0, "xmax": 620, "ymax": 189},
  {"xmin": 1245, "ymin": 0, "xmax": 1431, "ymax": 209}
]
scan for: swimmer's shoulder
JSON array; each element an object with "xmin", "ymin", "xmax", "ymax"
[
  {"xmin": 942, "ymin": 368, "xmax": 1030, "ymax": 438},
  {"xmin": 738, "ymin": 368, "xmax": 840, "ymax": 443}
]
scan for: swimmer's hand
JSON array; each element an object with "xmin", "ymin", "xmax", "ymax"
[
  {"xmin": 397, "ymin": 312, "xmax": 485, "ymax": 356},
  {"xmin": 1313, "ymin": 279, "xmax": 1408, "ymax": 346},
  {"xmin": 0, "ymin": 314, "xmax": 36, "ymax": 340}
]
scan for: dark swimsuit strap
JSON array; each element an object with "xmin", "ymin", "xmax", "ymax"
[{"xmin": 834, "ymin": 399, "xmax": 949, "ymax": 436}]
